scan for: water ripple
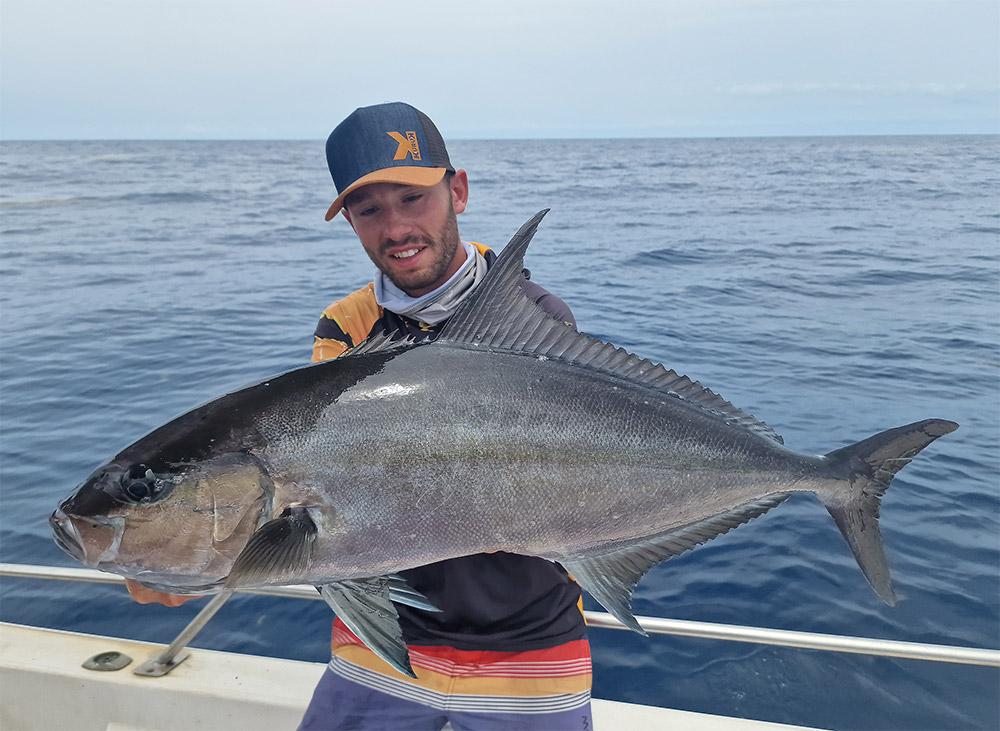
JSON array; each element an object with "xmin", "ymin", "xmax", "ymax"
[{"xmin": 1, "ymin": 136, "xmax": 997, "ymax": 731}]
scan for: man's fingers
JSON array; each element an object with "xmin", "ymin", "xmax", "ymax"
[{"xmin": 125, "ymin": 579, "xmax": 198, "ymax": 607}]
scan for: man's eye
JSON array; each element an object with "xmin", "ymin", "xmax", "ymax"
[
  {"xmin": 403, "ymin": 194, "xmax": 422, "ymax": 204},
  {"xmin": 358, "ymin": 207, "xmax": 378, "ymax": 217}
]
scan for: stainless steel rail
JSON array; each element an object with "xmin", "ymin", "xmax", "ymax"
[
  {"xmin": 3, "ymin": 562, "xmax": 998, "ymax": 668},
  {"xmin": 132, "ymin": 590, "xmax": 234, "ymax": 677}
]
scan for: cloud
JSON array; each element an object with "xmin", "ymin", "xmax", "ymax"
[{"xmin": 727, "ymin": 82, "xmax": 1000, "ymax": 96}]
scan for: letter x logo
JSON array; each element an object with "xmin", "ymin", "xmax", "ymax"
[{"xmin": 386, "ymin": 131, "xmax": 422, "ymax": 161}]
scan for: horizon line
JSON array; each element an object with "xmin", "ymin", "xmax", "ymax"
[{"xmin": 2, "ymin": 131, "xmax": 998, "ymax": 144}]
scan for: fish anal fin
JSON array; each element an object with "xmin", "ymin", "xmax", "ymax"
[
  {"xmin": 225, "ymin": 506, "xmax": 316, "ymax": 587},
  {"xmin": 563, "ymin": 494, "xmax": 788, "ymax": 633},
  {"xmin": 561, "ymin": 554, "xmax": 648, "ymax": 636},
  {"xmin": 318, "ymin": 578, "xmax": 417, "ymax": 678}
]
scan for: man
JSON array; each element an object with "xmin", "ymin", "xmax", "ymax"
[{"xmin": 129, "ymin": 102, "xmax": 592, "ymax": 731}]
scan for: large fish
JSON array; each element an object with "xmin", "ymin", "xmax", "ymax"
[{"xmin": 51, "ymin": 210, "xmax": 957, "ymax": 677}]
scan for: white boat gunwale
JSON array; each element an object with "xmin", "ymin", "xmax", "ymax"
[{"xmin": 3, "ymin": 561, "xmax": 997, "ymax": 731}]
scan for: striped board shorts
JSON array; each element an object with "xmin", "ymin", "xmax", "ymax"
[{"xmin": 298, "ymin": 624, "xmax": 593, "ymax": 730}]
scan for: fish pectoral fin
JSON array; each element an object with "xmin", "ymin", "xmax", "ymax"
[
  {"xmin": 386, "ymin": 574, "xmax": 441, "ymax": 613},
  {"xmin": 563, "ymin": 494, "xmax": 789, "ymax": 635},
  {"xmin": 225, "ymin": 506, "xmax": 316, "ymax": 587},
  {"xmin": 318, "ymin": 578, "xmax": 417, "ymax": 678}
]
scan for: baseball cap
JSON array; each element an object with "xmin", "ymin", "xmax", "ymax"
[{"xmin": 324, "ymin": 102, "xmax": 454, "ymax": 221}]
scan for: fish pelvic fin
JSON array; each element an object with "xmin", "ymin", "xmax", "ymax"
[
  {"xmin": 820, "ymin": 418, "xmax": 959, "ymax": 606},
  {"xmin": 386, "ymin": 574, "xmax": 442, "ymax": 613},
  {"xmin": 319, "ymin": 578, "xmax": 418, "ymax": 678},
  {"xmin": 563, "ymin": 494, "xmax": 789, "ymax": 634}
]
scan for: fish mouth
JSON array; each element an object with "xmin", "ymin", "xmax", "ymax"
[
  {"xmin": 50, "ymin": 508, "xmax": 85, "ymax": 562},
  {"xmin": 49, "ymin": 508, "xmax": 125, "ymax": 567}
]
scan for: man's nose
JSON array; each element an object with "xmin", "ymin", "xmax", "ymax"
[{"xmin": 382, "ymin": 205, "xmax": 417, "ymax": 244}]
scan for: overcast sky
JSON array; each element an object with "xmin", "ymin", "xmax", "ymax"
[{"xmin": 1, "ymin": 0, "xmax": 997, "ymax": 139}]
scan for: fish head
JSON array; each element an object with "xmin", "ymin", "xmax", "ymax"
[{"xmin": 51, "ymin": 451, "xmax": 273, "ymax": 592}]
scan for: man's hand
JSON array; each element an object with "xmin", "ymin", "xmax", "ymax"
[{"xmin": 125, "ymin": 579, "xmax": 199, "ymax": 607}]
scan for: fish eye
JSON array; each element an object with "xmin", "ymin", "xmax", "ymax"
[
  {"xmin": 118, "ymin": 464, "xmax": 163, "ymax": 503},
  {"xmin": 123, "ymin": 480, "xmax": 154, "ymax": 501}
]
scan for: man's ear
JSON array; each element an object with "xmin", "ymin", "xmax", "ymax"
[{"xmin": 449, "ymin": 169, "xmax": 469, "ymax": 215}]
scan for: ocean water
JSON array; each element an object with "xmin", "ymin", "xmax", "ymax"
[{"xmin": 1, "ymin": 136, "xmax": 998, "ymax": 730}]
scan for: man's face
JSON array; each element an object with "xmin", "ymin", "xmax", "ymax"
[{"xmin": 343, "ymin": 171, "xmax": 469, "ymax": 297}]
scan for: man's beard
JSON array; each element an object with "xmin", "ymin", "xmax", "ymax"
[{"xmin": 381, "ymin": 206, "xmax": 461, "ymax": 295}]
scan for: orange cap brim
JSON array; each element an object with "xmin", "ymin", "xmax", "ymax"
[{"xmin": 324, "ymin": 167, "xmax": 448, "ymax": 221}]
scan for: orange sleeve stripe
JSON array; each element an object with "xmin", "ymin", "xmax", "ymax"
[
  {"xmin": 321, "ymin": 283, "xmax": 383, "ymax": 348},
  {"xmin": 312, "ymin": 337, "xmax": 349, "ymax": 363}
]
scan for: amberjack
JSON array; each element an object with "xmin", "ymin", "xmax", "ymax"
[{"xmin": 51, "ymin": 210, "xmax": 958, "ymax": 676}]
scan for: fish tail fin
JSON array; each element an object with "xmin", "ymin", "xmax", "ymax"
[{"xmin": 819, "ymin": 418, "xmax": 958, "ymax": 606}]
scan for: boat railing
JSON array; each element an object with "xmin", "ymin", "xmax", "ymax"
[{"xmin": 2, "ymin": 562, "xmax": 997, "ymax": 677}]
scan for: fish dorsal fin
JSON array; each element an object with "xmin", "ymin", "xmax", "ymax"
[
  {"xmin": 318, "ymin": 578, "xmax": 417, "ymax": 678},
  {"xmin": 438, "ymin": 210, "xmax": 784, "ymax": 444},
  {"xmin": 439, "ymin": 208, "xmax": 552, "ymax": 345},
  {"xmin": 562, "ymin": 494, "xmax": 788, "ymax": 634},
  {"xmin": 343, "ymin": 331, "xmax": 419, "ymax": 358}
]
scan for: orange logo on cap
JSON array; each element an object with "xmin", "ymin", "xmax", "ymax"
[{"xmin": 387, "ymin": 131, "xmax": 422, "ymax": 161}]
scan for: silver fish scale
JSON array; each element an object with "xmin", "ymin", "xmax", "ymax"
[{"xmin": 254, "ymin": 344, "xmax": 813, "ymax": 582}]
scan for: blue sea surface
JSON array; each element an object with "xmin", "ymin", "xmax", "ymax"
[{"xmin": 1, "ymin": 136, "xmax": 998, "ymax": 730}]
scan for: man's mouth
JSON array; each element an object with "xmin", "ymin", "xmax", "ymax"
[{"xmin": 385, "ymin": 242, "xmax": 430, "ymax": 268}]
